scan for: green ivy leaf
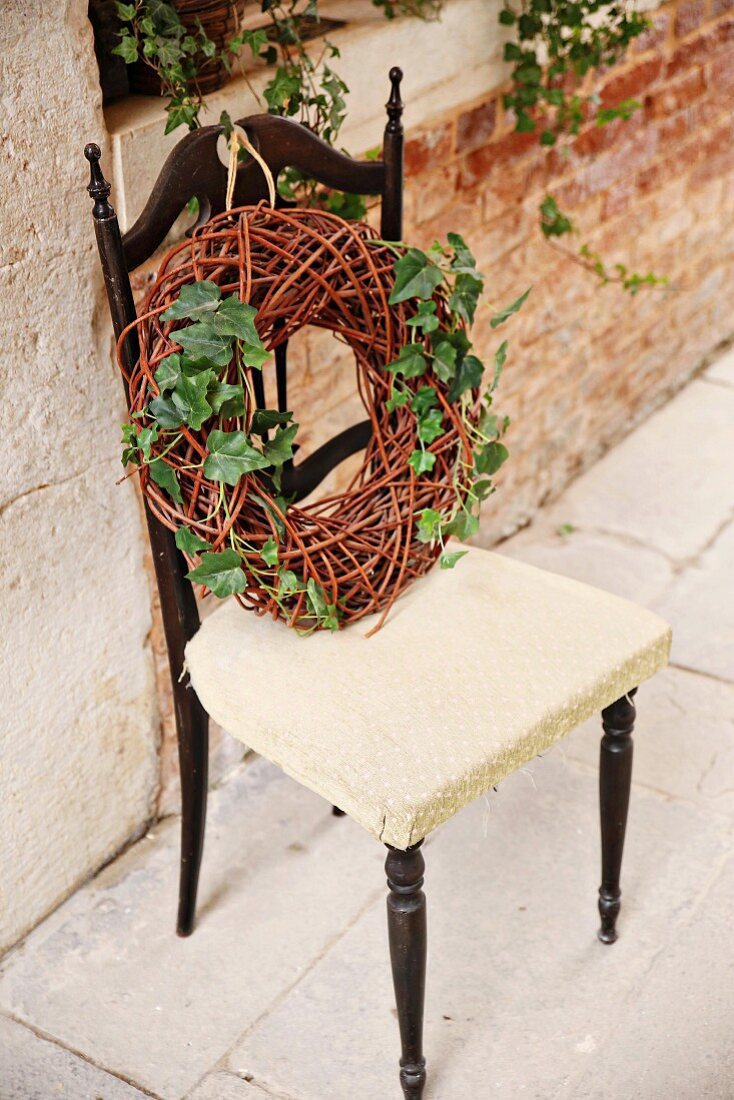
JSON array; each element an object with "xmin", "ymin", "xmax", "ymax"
[
  {"xmin": 154, "ymin": 353, "xmax": 184, "ymax": 394},
  {"xmin": 278, "ymin": 568, "xmax": 303, "ymax": 596},
  {"xmin": 440, "ymin": 549, "xmax": 468, "ymax": 569},
  {"xmin": 250, "ymin": 409, "xmax": 294, "ymax": 435},
  {"xmin": 172, "ymin": 370, "xmax": 214, "ymax": 430},
  {"xmin": 406, "ymin": 300, "xmax": 439, "ymax": 333},
  {"xmin": 305, "ymin": 578, "xmax": 339, "ymax": 631},
  {"xmin": 263, "ymin": 424, "xmax": 298, "ymax": 467},
  {"xmin": 149, "ymin": 393, "xmax": 183, "ymax": 429},
  {"xmin": 187, "ymin": 548, "xmax": 248, "ymax": 597},
  {"xmin": 443, "ymin": 510, "xmax": 479, "ymax": 541},
  {"xmin": 490, "ymin": 287, "xmax": 532, "ymax": 328},
  {"xmin": 114, "ymin": 2, "xmax": 136, "ymax": 20},
  {"xmin": 207, "ymin": 381, "xmax": 245, "ymax": 418},
  {"xmin": 112, "ymin": 34, "xmax": 139, "ymax": 63},
  {"xmin": 447, "ymin": 354, "xmax": 484, "ymax": 403},
  {"xmin": 260, "ymin": 536, "xmax": 279, "ymax": 566},
  {"xmin": 389, "ymin": 249, "xmax": 443, "ymax": 304},
  {"xmin": 175, "ymin": 526, "xmax": 211, "ymax": 556},
  {"xmin": 264, "ymin": 66, "xmax": 302, "ymax": 112},
  {"xmin": 416, "ymin": 507, "xmax": 441, "ymax": 544},
  {"xmin": 408, "ymin": 449, "xmax": 436, "ymax": 475},
  {"xmin": 386, "ymin": 388, "xmax": 410, "ymax": 413},
  {"xmin": 386, "ymin": 344, "xmax": 427, "ymax": 379},
  {"xmin": 431, "ymin": 340, "xmax": 457, "ymax": 383},
  {"xmin": 416, "ymin": 407, "xmax": 444, "ymax": 444},
  {"xmin": 161, "ymin": 281, "xmax": 221, "ymax": 323},
  {"xmin": 449, "ymin": 271, "xmax": 484, "ymax": 326},
  {"xmin": 175, "ymin": 323, "xmax": 233, "ymax": 367},
  {"xmin": 203, "ymin": 430, "xmax": 270, "ymax": 485},
  {"xmin": 205, "ymin": 297, "xmax": 259, "ymax": 341},
  {"xmin": 149, "ymin": 458, "xmax": 183, "ymax": 504},
  {"xmin": 410, "ymin": 386, "xmax": 439, "ymax": 416},
  {"xmin": 475, "ymin": 440, "xmax": 510, "ymax": 476},
  {"xmin": 490, "ymin": 340, "xmax": 508, "ymax": 392}
]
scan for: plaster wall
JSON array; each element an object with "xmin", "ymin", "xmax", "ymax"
[{"xmin": 0, "ymin": 1, "xmax": 160, "ymax": 954}]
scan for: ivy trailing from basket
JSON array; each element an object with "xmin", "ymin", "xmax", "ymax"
[{"xmin": 121, "ymin": 231, "xmax": 526, "ymax": 622}]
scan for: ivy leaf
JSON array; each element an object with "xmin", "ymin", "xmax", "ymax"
[
  {"xmin": 154, "ymin": 353, "xmax": 184, "ymax": 394},
  {"xmin": 250, "ymin": 409, "xmax": 293, "ymax": 435},
  {"xmin": 408, "ymin": 449, "xmax": 436, "ymax": 475},
  {"xmin": 443, "ymin": 510, "xmax": 479, "ymax": 541},
  {"xmin": 386, "ymin": 388, "xmax": 410, "ymax": 413},
  {"xmin": 440, "ymin": 549, "xmax": 468, "ymax": 569},
  {"xmin": 306, "ymin": 578, "xmax": 339, "ymax": 631},
  {"xmin": 263, "ymin": 424, "xmax": 298, "ymax": 467},
  {"xmin": 175, "ymin": 526, "xmax": 210, "ymax": 556},
  {"xmin": 136, "ymin": 425, "xmax": 158, "ymax": 463},
  {"xmin": 176, "ymin": 323, "xmax": 233, "ymax": 367},
  {"xmin": 389, "ymin": 249, "xmax": 443, "ymax": 304},
  {"xmin": 278, "ymin": 568, "xmax": 303, "ymax": 596},
  {"xmin": 417, "ymin": 408, "xmax": 444, "ymax": 445},
  {"xmin": 490, "ymin": 287, "xmax": 531, "ymax": 328},
  {"xmin": 416, "ymin": 507, "xmax": 441, "ymax": 544},
  {"xmin": 473, "ymin": 478, "xmax": 495, "ymax": 502},
  {"xmin": 161, "ymin": 281, "xmax": 221, "ymax": 323},
  {"xmin": 149, "ymin": 393, "xmax": 183, "ymax": 429},
  {"xmin": 264, "ymin": 66, "xmax": 302, "ymax": 112},
  {"xmin": 207, "ymin": 381, "xmax": 245, "ymax": 418},
  {"xmin": 172, "ymin": 370, "xmax": 214, "ymax": 430},
  {"xmin": 203, "ymin": 430, "xmax": 270, "ymax": 485},
  {"xmin": 447, "ymin": 354, "xmax": 484, "ymax": 403},
  {"xmin": 149, "ymin": 458, "xmax": 183, "ymax": 504},
  {"xmin": 406, "ymin": 300, "xmax": 439, "ymax": 333},
  {"xmin": 114, "ymin": 2, "xmax": 136, "ymax": 20},
  {"xmin": 260, "ymin": 536, "xmax": 279, "ymax": 566},
  {"xmin": 431, "ymin": 340, "xmax": 457, "ymax": 383},
  {"xmin": 386, "ymin": 344, "xmax": 427, "ymax": 379},
  {"xmin": 447, "ymin": 232, "xmax": 479, "ymax": 274},
  {"xmin": 205, "ymin": 297, "xmax": 259, "ymax": 342},
  {"xmin": 410, "ymin": 386, "xmax": 439, "ymax": 416},
  {"xmin": 490, "ymin": 341, "xmax": 508, "ymax": 392},
  {"xmin": 449, "ymin": 272, "xmax": 484, "ymax": 326},
  {"xmin": 475, "ymin": 441, "xmax": 509, "ymax": 476},
  {"xmin": 112, "ymin": 34, "xmax": 139, "ymax": 63},
  {"xmin": 187, "ymin": 548, "xmax": 248, "ymax": 597}
]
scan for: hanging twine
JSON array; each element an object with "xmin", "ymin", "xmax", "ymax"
[{"xmin": 225, "ymin": 126, "xmax": 276, "ymax": 211}]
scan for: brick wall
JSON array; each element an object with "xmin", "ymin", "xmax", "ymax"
[{"xmin": 395, "ymin": 0, "xmax": 734, "ymax": 536}]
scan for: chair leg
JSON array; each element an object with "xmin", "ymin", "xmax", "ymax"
[
  {"xmin": 598, "ymin": 689, "xmax": 637, "ymax": 945},
  {"xmin": 385, "ymin": 842, "xmax": 427, "ymax": 1099},
  {"xmin": 176, "ymin": 697, "xmax": 209, "ymax": 937}
]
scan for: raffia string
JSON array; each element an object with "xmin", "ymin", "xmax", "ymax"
[{"xmin": 226, "ymin": 127, "xmax": 276, "ymax": 211}]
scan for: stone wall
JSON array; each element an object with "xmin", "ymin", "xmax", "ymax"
[{"xmin": 0, "ymin": 2, "xmax": 160, "ymax": 954}]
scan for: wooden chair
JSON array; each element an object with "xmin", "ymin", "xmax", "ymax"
[{"xmin": 85, "ymin": 69, "xmax": 671, "ymax": 1100}]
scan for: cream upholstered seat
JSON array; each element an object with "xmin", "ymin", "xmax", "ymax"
[{"xmin": 186, "ymin": 545, "xmax": 671, "ymax": 849}]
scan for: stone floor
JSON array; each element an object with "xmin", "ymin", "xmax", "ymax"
[{"xmin": 2, "ymin": 353, "xmax": 734, "ymax": 1100}]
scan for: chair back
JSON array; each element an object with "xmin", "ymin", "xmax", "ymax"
[{"xmin": 85, "ymin": 67, "xmax": 404, "ymax": 692}]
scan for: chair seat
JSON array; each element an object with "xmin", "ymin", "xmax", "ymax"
[{"xmin": 185, "ymin": 545, "xmax": 671, "ymax": 849}]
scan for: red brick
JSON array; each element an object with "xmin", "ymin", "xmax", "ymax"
[
  {"xmin": 667, "ymin": 17, "xmax": 734, "ymax": 76},
  {"xmin": 599, "ymin": 56, "xmax": 663, "ymax": 108},
  {"xmin": 456, "ymin": 100, "xmax": 497, "ymax": 153},
  {"xmin": 675, "ymin": 0, "xmax": 706, "ymax": 39},
  {"xmin": 413, "ymin": 164, "xmax": 459, "ymax": 225},
  {"xmin": 586, "ymin": 126, "xmax": 658, "ymax": 196},
  {"xmin": 645, "ymin": 68, "xmax": 707, "ymax": 115},
  {"xmin": 713, "ymin": 0, "xmax": 734, "ymax": 14},
  {"xmin": 637, "ymin": 137, "xmax": 703, "ymax": 193},
  {"xmin": 707, "ymin": 46, "xmax": 734, "ymax": 89},
  {"xmin": 656, "ymin": 108, "xmax": 693, "ymax": 145},
  {"xmin": 602, "ymin": 178, "xmax": 637, "ymax": 219},
  {"xmin": 633, "ymin": 11, "xmax": 670, "ymax": 54},
  {"xmin": 457, "ymin": 129, "xmax": 538, "ymax": 190},
  {"xmin": 404, "ymin": 120, "xmax": 454, "ymax": 176}
]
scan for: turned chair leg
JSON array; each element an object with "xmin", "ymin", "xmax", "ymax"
[
  {"xmin": 386, "ymin": 842, "xmax": 427, "ymax": 1099},
  {"xmin": 176, "ymin": 697, "xmax": 209, "ymax": 937},
  {"xmin": 598, "ymin": 689, "xmax": 637, "ymax": 944}
]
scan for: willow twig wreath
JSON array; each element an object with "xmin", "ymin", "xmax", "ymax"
[{"xmin": 120, "ymin": 196, "xmax": 528, "ymax": 633}]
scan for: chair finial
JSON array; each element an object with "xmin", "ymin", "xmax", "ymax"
[
  {"xmin": 84, "ymin": 143, "xmax": 113, "ymax": 219},
  {"xmin": 386, "ymin": 67, "xmax": 404, "ymax": 134}
]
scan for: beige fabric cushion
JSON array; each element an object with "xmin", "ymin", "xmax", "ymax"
[{"xmin": 185, "ymin": 545, "xmax": 671, "ymax": 849}]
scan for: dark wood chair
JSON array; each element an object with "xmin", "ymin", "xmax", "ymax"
[{"xmin": 85, "ymin": 69, "xmax": 671, "ymax": 1099}]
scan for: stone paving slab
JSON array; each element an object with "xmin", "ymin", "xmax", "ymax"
[
  {"xmin": 0, "ymin": 1014, "xmax": 154, "ymax": 1100},
  {"xmin": 569, "ymin": 854, "xmax": 734, "ymax": 1100},
  {"xmin": 0, "ymin": 758, "xmax": 382, "ymax": 1100},
  {"xmin": 186, "ymin": 1072, "xmax": 271, "ymax": 1099},
  {"xmin": 490, "ymin": 379, "xmax": 734, "ymax": 564},
  {"xmin": 228, "ymin": 752, "xmax": 731, "ymax": 1100},
  {"xmin": 654, "ymin": 519, "xmax": 734, "ymax": 683}
]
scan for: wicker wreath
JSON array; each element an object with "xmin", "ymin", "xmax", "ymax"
[{"xmin": 122, "ymin": 204, "xmax": 478, "ymax": 632}]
